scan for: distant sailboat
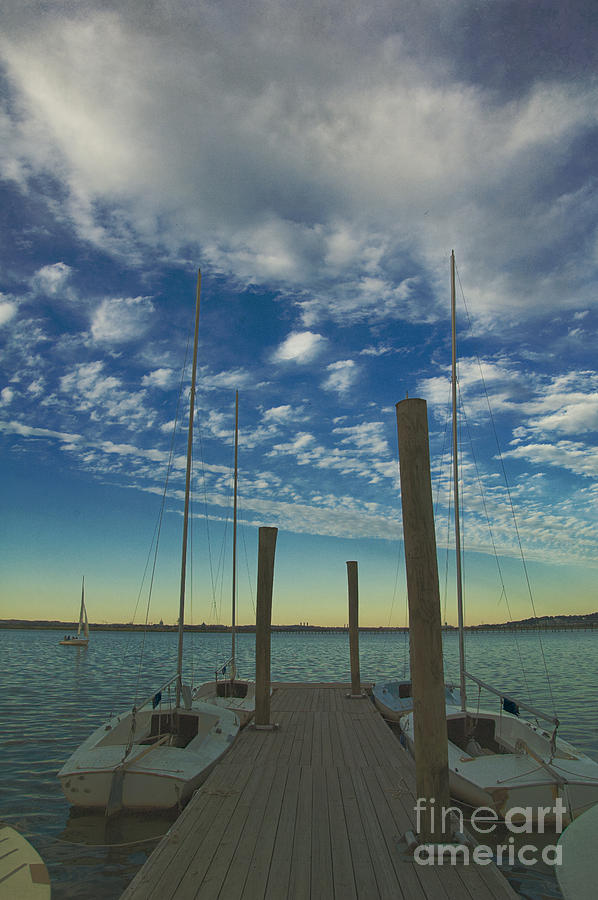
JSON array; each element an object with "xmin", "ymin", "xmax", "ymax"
[
  {"xmin": 193, "ymin": 390, "xmax": 257, "ymax": 726},
  {"xmin": 59, "ymin": 577, "xmax": 89, "ymax": 647},
  {"xmin": 58, "ymin": 270, "xmax": 240, "ymax": 813}
]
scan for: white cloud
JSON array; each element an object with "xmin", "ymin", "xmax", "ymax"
[
  {"xmin": 142, "ymin": 368, "xmax": 175, "ymax": 389},
  {"xmin": 262, "ymin": 404, "xmax": 294, "ymax": 422},
  {"xmin": 503, "ymin": 440, "xmax": 598, "ymax": 479},
  {"xmin": 322, "ymin": 359, "xmax": 359, "ymax": 394},
  {"xmin": 2, "ymin": 5, "xmax": 597, "ymax": 326},
  {"xmin": 0, "ymin": 298, "xmax": 17, "ymax": 326},
  {"xmin": 1, "ymin": 387, "xmax": 15, "ymax": 404},
  {"xmin": 91, "ymin": 296, "xmax": 154, "ymax": 343},
  {"xmin": 31, "ymin": 262, "xmax": 72, "ymax": 296},
  {"xmin": 272, "ymin": 331, "xmax": 327, "ymax": 363}
]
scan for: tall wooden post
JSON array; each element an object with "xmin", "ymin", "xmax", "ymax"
[
  {"xmin": 396, "ymin": 398, "xmax": 450, "ymax": 842},
  {"xmin": 346, "ymin": 561, "xmax": 364, "ymax": 698},
  {"xmin": 255, "ymin": 526, "xmax": 277, "ymax": 728}
]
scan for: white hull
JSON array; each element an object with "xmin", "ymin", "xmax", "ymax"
[
  {"xmin": 193, "ymin": 679, "xmax": 257, "ymax": 727},
  {"xmin": 373, "ymin": 680, "xmax": 460, "ymax": 722},
  {"xmin": 556, "ymin": 803, "xmax": 598, "ymax": 899},
  {"xmin": 0, "ymin": 826, "xmax": 51, "ymax": 899},
  {"xmin": 58, "ymin": 700, "xmax": 239, "ymax": 811},
  {"xmin": 59, "ymin": 639, "xmax": 89, "ymax": 647},
  {"xmin": 400, "ymin": 706, "xmax": 598, "ymax": 822}
]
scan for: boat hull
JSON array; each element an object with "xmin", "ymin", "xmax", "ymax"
[
  {"xmin": 58, "ymin": 701, "xmax": 240, "ymax": 811},
  {"xmin": 193, "ymin": 679, "xmax": 259, "ymax": 727},
  {"xmin": 373, "ymin": 680, "xmax": 460, "ymax": 722},
  {"xmin": 0, "ymin": 826, "xmax": 51, "ymax": 900},
  {"xmin": 400, "ymin": 706, "xmax": 598, "ymax": 822}
]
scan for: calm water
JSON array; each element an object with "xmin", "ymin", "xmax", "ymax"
[{"xmin": 1, "ymin": 626, "xmax": 596, "ymax": 898}]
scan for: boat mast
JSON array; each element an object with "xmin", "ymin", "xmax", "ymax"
[
  {"xmin": 231, "ymin": 389, "xmax": 239, "ymax": 681},
  {"xmin": 176, "ymin": 269, "xmax": 201, "ymax": 709},
  {"xmin": 451, "ymin": 251, "xmax": 467, "ymax": 711}
]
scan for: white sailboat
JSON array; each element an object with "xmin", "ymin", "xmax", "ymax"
[
  {"xmin": 372, "ymin": 679, "xmax": 460, "ymax": 722},
  {"xmin": 58, "ymin": 270, "xmax": 240, "ymax": 813},
  {"xmin": 193, "ymin": 389, "xmax": 257, "ymax": 726},
  {"xmin": 59, "ymin": 577, "xmax": 89, "ymax": 647},
  {"xmin": 399, "ymin": 251, "xmax": 598, "ymax": 823},
  {"xmin": 0, "ymin": 825, "xmax": 51, "ymax": 900}
]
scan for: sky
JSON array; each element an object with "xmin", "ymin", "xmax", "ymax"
[{"xmin": 1, "ymin": 1, "xmax": 598, "ymax": 628}]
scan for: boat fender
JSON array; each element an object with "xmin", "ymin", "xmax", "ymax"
[
  {"xmin": 466, "ymin": 738, "xmax": 483, "ymax": 757},
  {"xmin": 503, "ymin": 698, "xmax": 519, "ymax": 716}
]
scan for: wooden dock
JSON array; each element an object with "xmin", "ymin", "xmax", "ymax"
[{"xmin": 121, "ymin": 684, "xmax": 518, "ymax": 899}]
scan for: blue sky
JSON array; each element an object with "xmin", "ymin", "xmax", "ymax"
[{"xmin": 1, "ymin": 1, "xmax": 598, "ymax": 627}]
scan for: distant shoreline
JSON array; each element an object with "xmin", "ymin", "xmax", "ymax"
[{"xmin": 2, "ymin": 615, "xmax": 598, "ymax": 633}]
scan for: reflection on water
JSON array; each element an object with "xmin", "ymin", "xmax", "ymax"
[{"xmin": 1, "ymin": 627, "xmax": 594, "ymax": 898}]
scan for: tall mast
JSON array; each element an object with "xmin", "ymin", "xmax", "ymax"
[
  {"xmin": 231, "ymin": 389, "xmax": 239, "ymax": 680},
  {"xmin": 176, "ymin": 269, "xmax": 201, "ymax": 708},
  {"xmin": 451, "ymin": 251, "xmax": 467, "ymax": 711}
]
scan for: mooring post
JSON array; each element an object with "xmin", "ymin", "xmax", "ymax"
[
  {"xmin": 396, "ymin": 397, "xmax": 451, "ymax": 843},
  {"xmin": 346, "ymin": 561, "xmax": 365, "ymax": 698},
  {"xmin": 255, "ymin": 526, "xmax": 278, "ymax": 729}
]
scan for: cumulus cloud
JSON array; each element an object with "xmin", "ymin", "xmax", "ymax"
[
  {"xmin": 262, "ymin": 404, "xmax": 294, "ymax": 421},
  {"xmin": 272, "ymin": 331, "xmax": 327, "ymax": 363},
  {"xmin": 91, "ymin": 296, "xmax": 154, "ymax": 343},
  {"xmin": 31, "ymin": 262, "xmax": 72, "ymax": 296},
  {"xmin": 0, "ymin": 298, "xmax": 17, "ymax": 326},
  {"xmin": 322, "ymin": 359, "xmax": 359, "ymax": 394},
  {"xmin": 142, "ymin": 368, "xmax": 176, "ymax": 389}
]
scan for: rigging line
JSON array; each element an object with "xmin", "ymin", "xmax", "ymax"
[
  {"xmin": 437, "ymin": 384, "xmax": 453, "ymax": 630},
  {"xmin": 188, "ymin": 447, "xmax": 194, "ymax": 686},
  {"xmin": 386, "ymin": 545, "xmax": 402, "ymax": 628},
  {"xmin": 129, "ymin": 334, "xmax": 191, "ymax": 709},
  {"xmin": 459, "ymin": 399, "xmax": 534, "ymax": 707},
  {"xmin": 195, "ymin": 423, "xmax": 218, "ymax": 613},
  {"xmin": 240, "ymin": 514, "xmax": 256, "ymax": 617},
  {"xmin": 455, "ymin": 262, "xmax": 557, "ymax": 717},
  {"xmin": 209, "ymin": 434, "xmax": 235, "ymax": 628}
]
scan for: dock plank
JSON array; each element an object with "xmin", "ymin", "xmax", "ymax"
[{"xmin": 121, "ymin": 684, "xmax": 519, "ymax": 900}]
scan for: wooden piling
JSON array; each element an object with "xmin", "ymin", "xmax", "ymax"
[
  {"xmin": 255, "ymin": 526, "xmax": 278, "ymax": 727},
  {"xmin": 346, "ymin": 561, "xmax": 364, "ymax": 698},
  {"xmin": 396, "ymin": 397, "xmax": 450, "ymax": 842}
]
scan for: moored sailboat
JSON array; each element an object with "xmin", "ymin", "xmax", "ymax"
[
  {"xmin": 193, "ymin": 389, "xmax": 257, "ymax": 726},
  {"xmin": 58, "ymin": 270, "xmax": 240, "ymax": 813},
  {"xmin": 399, "ymin": 251, "xmax": 598, "ymax": 823},
  {"xmin": 59, "ymin": 577, "xmax": 89, "ymax": 647}
]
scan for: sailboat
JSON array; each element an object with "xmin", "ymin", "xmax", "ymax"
[
  {"xmin": 192, "ymin": 389, "xmax": 257, "ymax": 726},
  {"xmin": 58, "ymin": 270, "xmax": 240, "ymax": 813},
  {"xmin": 399, "ymin": 251, "xmax": 598, "ymax": 823},
  {"xmin": 59, "ymin": 577, "xmax": 89, "ymax": 647}
]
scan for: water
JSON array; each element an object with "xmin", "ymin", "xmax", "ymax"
[{"xmin": 1, "ymin": 626, "xmax": 596, "ymax": 898}]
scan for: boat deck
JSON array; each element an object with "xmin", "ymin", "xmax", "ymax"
[{"xmin": 121, "ymin": 683, "xmax": 518, "ymax": 899}]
